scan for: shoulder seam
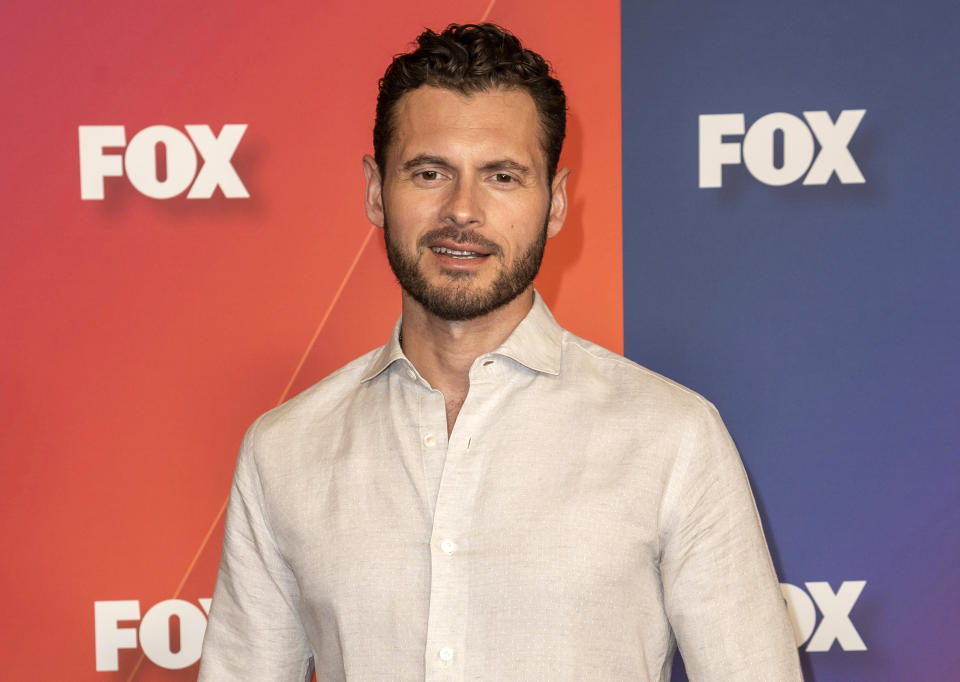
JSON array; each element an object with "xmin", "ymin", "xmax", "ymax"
[{"xmin": 562, "ymin": 332, "xmax": 714, "ymax": 408}]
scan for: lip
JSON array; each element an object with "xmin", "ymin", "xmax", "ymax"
[
  {"xmin": 429, "ymin": 239, "xmax": 492, "ymax": 255},
  {"xmin": 427, "ymin": 240, "xmax": 493, "ymax": 270}
]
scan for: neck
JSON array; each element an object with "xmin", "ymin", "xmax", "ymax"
[{"xmin": 399, "ymin": 288, "xmax": 535, "ymax": 433}]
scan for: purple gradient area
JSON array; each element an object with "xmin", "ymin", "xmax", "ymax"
[{"xmin": 622, "ymin": 1, "xmax": 960, "ymax": 679}]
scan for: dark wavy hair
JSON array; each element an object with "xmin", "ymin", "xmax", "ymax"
[{"xmin": 374, "ymin": 23, "xmax": 566, "ymax": 182}]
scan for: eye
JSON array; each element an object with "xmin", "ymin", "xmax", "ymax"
[
  {"xmin": 417, "ymin": 170, "xmax": 440, "ymax": 181},
  {"xmin": 492, "ymin": 173, "xmax": 517, "ymax": 184}
]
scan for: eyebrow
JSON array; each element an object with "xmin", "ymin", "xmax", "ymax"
[
  {"xmin": 400, "ymin": 154, "xmax": 533, "ymax": 177},
  {"xmin": 401, "ymin": 155, "xmax": 451, "ymax": 171},
  {"xmin": 479, "ymin": 159, "xmax": 533, "ymax": 176}
]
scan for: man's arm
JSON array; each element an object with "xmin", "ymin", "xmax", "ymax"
[
  {"xmin": 659, "ymin": 401, "xmax": 802, "ymax": 681},
  {"xmin": 199, "ymin": 417, "xmax": 315, "ymax": 681}
]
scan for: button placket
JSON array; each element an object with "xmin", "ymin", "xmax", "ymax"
[
  {"xmin": 424, "ymin": 411, "xmax": 485, "ymax": 681},
  {"xmin": 420, "ymin": 388, "xmax": 449, "ymax": 520}
]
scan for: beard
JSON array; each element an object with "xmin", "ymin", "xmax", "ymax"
[{"xmin": 383, "ymin": 212, "xmax": 549, "ymax": 322}]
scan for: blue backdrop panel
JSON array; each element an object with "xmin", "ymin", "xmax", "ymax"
[{"xmin": 621, "ymin": 2, "xmax": 959, "ymax": 680}]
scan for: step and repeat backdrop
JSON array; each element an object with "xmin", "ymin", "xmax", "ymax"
[{"xmin": 1, "ymin": 0, "xmax": 955, "ymax": 680}]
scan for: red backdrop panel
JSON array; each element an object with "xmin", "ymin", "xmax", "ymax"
[{"xmin": 0, "ymin": 0, "xmax": 620, "ymax": 678}]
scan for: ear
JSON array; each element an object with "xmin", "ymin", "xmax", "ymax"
[
  {"xmin": 362, "ymin": 154, "xmax": 385, "ymax": 228},
  {"xmin": 546, "ymin": 167, "xmax": 570, "ymax": 239}
]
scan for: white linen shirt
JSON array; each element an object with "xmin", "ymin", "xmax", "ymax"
[{"xmin": 199, "ymin": 293, "xmax": 801, "ymax": 681}]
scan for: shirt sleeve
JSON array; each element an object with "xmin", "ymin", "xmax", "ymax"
[
  {"xmin": 199, "ymin": 417, "xmax": 315, "ymax": 681},
  {"xmin": 658, "ymin": 401, "xmax": 803, "ymax": 681}
]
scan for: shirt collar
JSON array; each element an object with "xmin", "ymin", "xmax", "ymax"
[
  {"xmin": 491, "ymin": 290, "xmax": 562, "ymax": 375},
  {"xmin": 361, "ymin": 290, "xmax": 563, "ymax": 382},
  {"xmin": 362, "ymin": 317, "xmax": 406, "ymax": 382}
]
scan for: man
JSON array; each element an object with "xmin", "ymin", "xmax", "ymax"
[{"xmin": 199, "ymin": 23, "xmax": 802, "ymax": 681}]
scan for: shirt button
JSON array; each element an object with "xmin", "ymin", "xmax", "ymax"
[
  {"xmin": 424, "ymin": 434, "xmax": 437, "ymax": 448},
  {"xmin": 439, "ymin": 647, "xmax": 454, "ymax": 662},
  {"xmin": 406, "ymin": 369, "xmax": 416, "ymax": 380},
  {"xmin": 440, "ymin": 539, "xmax": 456, "ymax": 554}
]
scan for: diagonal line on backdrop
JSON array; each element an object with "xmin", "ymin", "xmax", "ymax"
[
  {"xmin": 126, "ymin": 224, "xmax": 377, "ymax": 682},
  {"xmin": 276, "ymin": 225, "xmax": 378, "ymax": 405},
  {"xmin": 170, "ymin": 496, "xmax": 229, "ymax": 601},
  {"xmin": 481, "ymin": 0, "xmax": 497, "ymax": 21}
]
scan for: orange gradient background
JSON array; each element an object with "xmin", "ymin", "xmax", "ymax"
[{"xmin": 0, "ymin": 0, "xmax": 621, "ymax": 678}]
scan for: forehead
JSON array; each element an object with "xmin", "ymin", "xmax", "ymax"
[{"xmin": 388, "ymin": 86, "xmax": 545, "ymax": 169}]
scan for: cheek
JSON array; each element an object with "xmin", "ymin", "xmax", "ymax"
[
  {"xmin": 497, "ymin": 198, "xmax": 549, "ymax": 236},
  {"xmin": 384, "ymin": 196, "xmax": 429, "ymax": 237}
]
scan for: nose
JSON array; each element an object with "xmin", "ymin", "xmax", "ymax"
[{"xmin": 442, "ymin": 176, "xmax": 484, "ymax": 228}]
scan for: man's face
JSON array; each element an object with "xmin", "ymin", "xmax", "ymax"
[{"xmin": 363, "ymin": 85, "xmax": 568, "ymax": 321}]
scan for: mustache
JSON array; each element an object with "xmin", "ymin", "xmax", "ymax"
[{"xmin": 417, "ymin": 227, "xmax": 502, "ymax": 256}]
